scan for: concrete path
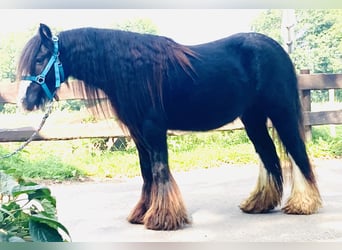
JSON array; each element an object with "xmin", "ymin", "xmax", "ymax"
[{"xmin": 48, "ymin": 159, "xmax": 342, "ymax": 242}]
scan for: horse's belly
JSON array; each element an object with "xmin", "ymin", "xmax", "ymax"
[
  {"xmin": 166, "ymin": 104, "xmax": 242, "ymax": 132},
  {"xmin": 164, "ymin": 72, "xmax": 251, "ymax": 132}
]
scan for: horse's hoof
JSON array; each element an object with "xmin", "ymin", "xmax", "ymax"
[
  {"xmin": 282, "ymin": 194, "xmax": 322, "ymax": 215},
  {"xmin": 143, "ymin": 212, "xmax": 191, "ymax": 231},
  {"xmin": 282, "ymin": 177, "xmax": 322, "ymax": 215},
  {"xmin": 240, "ymin": 173, "xmax": 282, "ymax": 214},
  {"xmin": 127, "ymin": 200, "xmax": 148, "ymax": 225},
  {"xmin": 240, "ymin": 197, "xmax": 276, "ymax": 214},
  {"xmin": 127, "ymin": 213, "xmax": 145, "ymax": 225}
]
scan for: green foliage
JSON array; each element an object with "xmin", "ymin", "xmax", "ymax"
[
  {"xmin": 0, "ymin": 127, "xmax": 340, "ymax": 181},
  {"xmin": 56, "ymin": 100, "xmax": 86, "ymax": 112},
  {"xmin": 251, "ymin": 9, "xmax": 283, "ymax": 42},
  {"xmin": 91, "ymin": 137, "xmax": 129, "ymax": 151},
  {"xmin": 0, "ymin": 29, "xmax": 36, "ymax": 82},
  {"xmin": 167, "ymin": 131, "xmax": 257, "ymax": 171},
  {"xmin": 308, "ymin": 125, "xmax": 342, "ymax": 158},
  {"xmin": 0, "ymin": 172, "xmax": 71, "ymax": 242},
  {"xmin": 113, "ymin": 18, "xmax": 159, "ymax": 35},
  {"xmin": 292, "ymin": 9, "xmax": 342, "ymax": 74},
  {"xmin": 168, "ymin": 130, "xmax": 250, "ymax": 152},
  {"xmin": 0, "ymin": 146, "xmax": 84, "ymax": 181},
  {"xmin": 0, "ymin": 103, "xmax": 17, "ymax": 114}
]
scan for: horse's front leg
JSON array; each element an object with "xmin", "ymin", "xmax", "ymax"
[
  {"xmin": 144, "ymin": 162, "xmax": 190, "ymax": 230},
  {"xmin": 127, "ymin": 143, "xmax": 152, "ymax": 225},
  {"xmin": 131, "ymin": 117, "xmax": 190, "ymax": 230}
]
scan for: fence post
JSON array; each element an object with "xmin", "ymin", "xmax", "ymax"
[
  {"xmin": 328, "ymin": 89, "xmax": 336, "ymax": 137},
  {"xmin": 300, "ymin": 69, "xmax": 312, "ymax": 141}
]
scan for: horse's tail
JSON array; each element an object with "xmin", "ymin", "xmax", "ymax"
[
  {"xmin": 295, "ymin": 83, "xmax": 306, "ymax": 143},
  {"xmin": 271, "ymin": 70, "xmax": 306, "ymax": 182}
]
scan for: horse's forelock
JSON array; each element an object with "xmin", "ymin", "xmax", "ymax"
[{"xmin": 17, "ymin": 35, "xmax": 41, "ymax": 81}]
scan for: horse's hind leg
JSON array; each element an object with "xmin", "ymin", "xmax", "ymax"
[
  {"xmin": 240, "ymin": 111, "xmax": 283, "ymax": 213},
  {"xmin": 128, "ymin": 115, "xmax": 190, "ymax": 230},
  {"xmin": 270, "ymin": 112, "xmax": 322, "ymax": 214}
]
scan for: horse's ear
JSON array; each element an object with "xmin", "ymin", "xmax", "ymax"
[{"xmin": 39, "ymin": 23, "xmax": 53, "ymax": 47}]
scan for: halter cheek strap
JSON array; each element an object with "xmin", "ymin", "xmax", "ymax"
[{"xmin": 22, "ymin": 36, "xmax": 65, "ymax": 100}]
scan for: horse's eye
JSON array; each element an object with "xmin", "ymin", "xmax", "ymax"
[{"xmin": 36, "ymin": 58, "xmax": 44, "ymax": 65}]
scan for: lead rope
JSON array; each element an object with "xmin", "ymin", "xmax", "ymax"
[{"xmin": 1, "ymin": 101, "xmax": 54, "ymax": 159}]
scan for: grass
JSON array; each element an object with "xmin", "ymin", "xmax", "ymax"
[
  {"xmin": 308, "ymin": 125, "xmax": 342, "ymax": 158},
  {"xmin": 0, "ymin": 126, "xmax": 341, "ymax": 182}
]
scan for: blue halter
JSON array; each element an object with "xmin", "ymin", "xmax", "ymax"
[{"xmin": 22, "ymin": 36, "xmax": 65, "ymax": 100}]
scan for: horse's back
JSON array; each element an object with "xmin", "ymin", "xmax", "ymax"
[{"xmin": 164, "ymin": 32, "xmax": 298, "ymax": 131}]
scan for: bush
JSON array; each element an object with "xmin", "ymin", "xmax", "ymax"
[
  {"xmin": 308, "ymin": 125, "xmax": 342, "ymax": 158},
  {"xmin": 57, "ymin": 100, "xmax": 86, "ymax": 111},
  {"xmin": 0, "ymin": 103, "xmax": 17, "ymax": 114},
  {"xmin": 0, "ymin": 171, "xmax": 71, "ymax": 242}
]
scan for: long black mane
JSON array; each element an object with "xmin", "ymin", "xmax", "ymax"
[
  {"xmin": 63, "ymin": 28, "xmax": 197, "ymax": 133},
  {"xmin": 18, "ymin": 27, "xmax": 196, "ymax": 135}
]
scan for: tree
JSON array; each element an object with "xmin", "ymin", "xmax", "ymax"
[
  {"xmin": 0, "ymin": 27, "xmax": 37, "ymax": 83},
  {"xmin": 112, "ymin": 18, "xmax": 159, "ymax": 35},
  {"xmin": 251, "ymin": 10, "xmax": 283, "ymax": 43},
  {"xmin": 0, "ymin": 32, "xmax": 27, "ymax": 82},
  {"xmin": 292, "ymin": 9, "xmax": 342, "ymax": 74}
]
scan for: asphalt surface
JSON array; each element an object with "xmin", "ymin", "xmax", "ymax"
[{"xmin": 48, "ymin": 159, "xmax": 342, "ymax": 242}]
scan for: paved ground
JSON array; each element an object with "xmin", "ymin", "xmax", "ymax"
[{"xmin": 48, "ymin": 159, "xmax": 342, "ymax": 242}]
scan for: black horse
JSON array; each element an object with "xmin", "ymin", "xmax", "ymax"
[{"xmin": 17, "ymin": 24, "xmax": 322, "ymax": 231}]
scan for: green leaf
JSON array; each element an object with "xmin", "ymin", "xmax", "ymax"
[
  {"xmin": 1, "ymin": 201, "xmax": 21, "ymax": 212},
  {"xmin": 11, "ymin": 184, "xmax": 51, "ymax": 198},
  {"xmin": 14, "ymin": 183, "xmax": 57, "ymax": 207},
  {"xmin": 0, "ymin": 171, "xmax": 71, "ymax": 242},
  {"xmin": 3, "ymin": 168, "xmax": 17, "ymax": 175},
  {"xmin": 28, "ymin": 188, "xmax": 56, "ymax": 206},
  {"xmin": 30, "ymin": 214, "xmax": 71, "ymax": 241},
  {"xmin": 29, "ymin": 219, "xmax": 63, "ymax": 242},
  {"xmin": 40, "ymin": 199, "xmax": 57, "ymax": 219}
]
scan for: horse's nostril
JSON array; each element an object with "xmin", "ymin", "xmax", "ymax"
[{"xmin": 24, "ymin": 102, "xmax": 35, "ymax": 111}]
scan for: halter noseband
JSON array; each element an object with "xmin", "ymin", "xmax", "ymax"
[{"xmin": 22, "ymin": 36, "xmax": 65, "ymax": 100}]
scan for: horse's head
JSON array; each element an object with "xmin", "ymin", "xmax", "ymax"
[{"xmin": 17, "ymin": 23, "xmax": 64, "ymax": 111}]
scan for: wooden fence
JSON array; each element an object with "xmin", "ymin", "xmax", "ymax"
[{"xmin": 0, "ymin": 72, "xmax": 341, "ymax": 142}]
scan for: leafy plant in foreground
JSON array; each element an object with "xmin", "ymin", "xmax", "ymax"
[{"xmin": 0, "ymin": 171, "xmax": 71, "ymax": 242}]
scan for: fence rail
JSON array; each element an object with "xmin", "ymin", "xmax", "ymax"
[{"xmin": 0, "ymin": 72, "xmax": 341, "ymax": 142}]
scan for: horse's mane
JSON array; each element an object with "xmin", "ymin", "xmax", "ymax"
[{"xmin": 58, "ymin": 28, "xmax": 197, "ymax": 134}]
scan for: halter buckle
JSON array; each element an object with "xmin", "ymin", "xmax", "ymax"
[{"xmin": 36, "ymin": 75, "xmax": 45, "ymax": 85}]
